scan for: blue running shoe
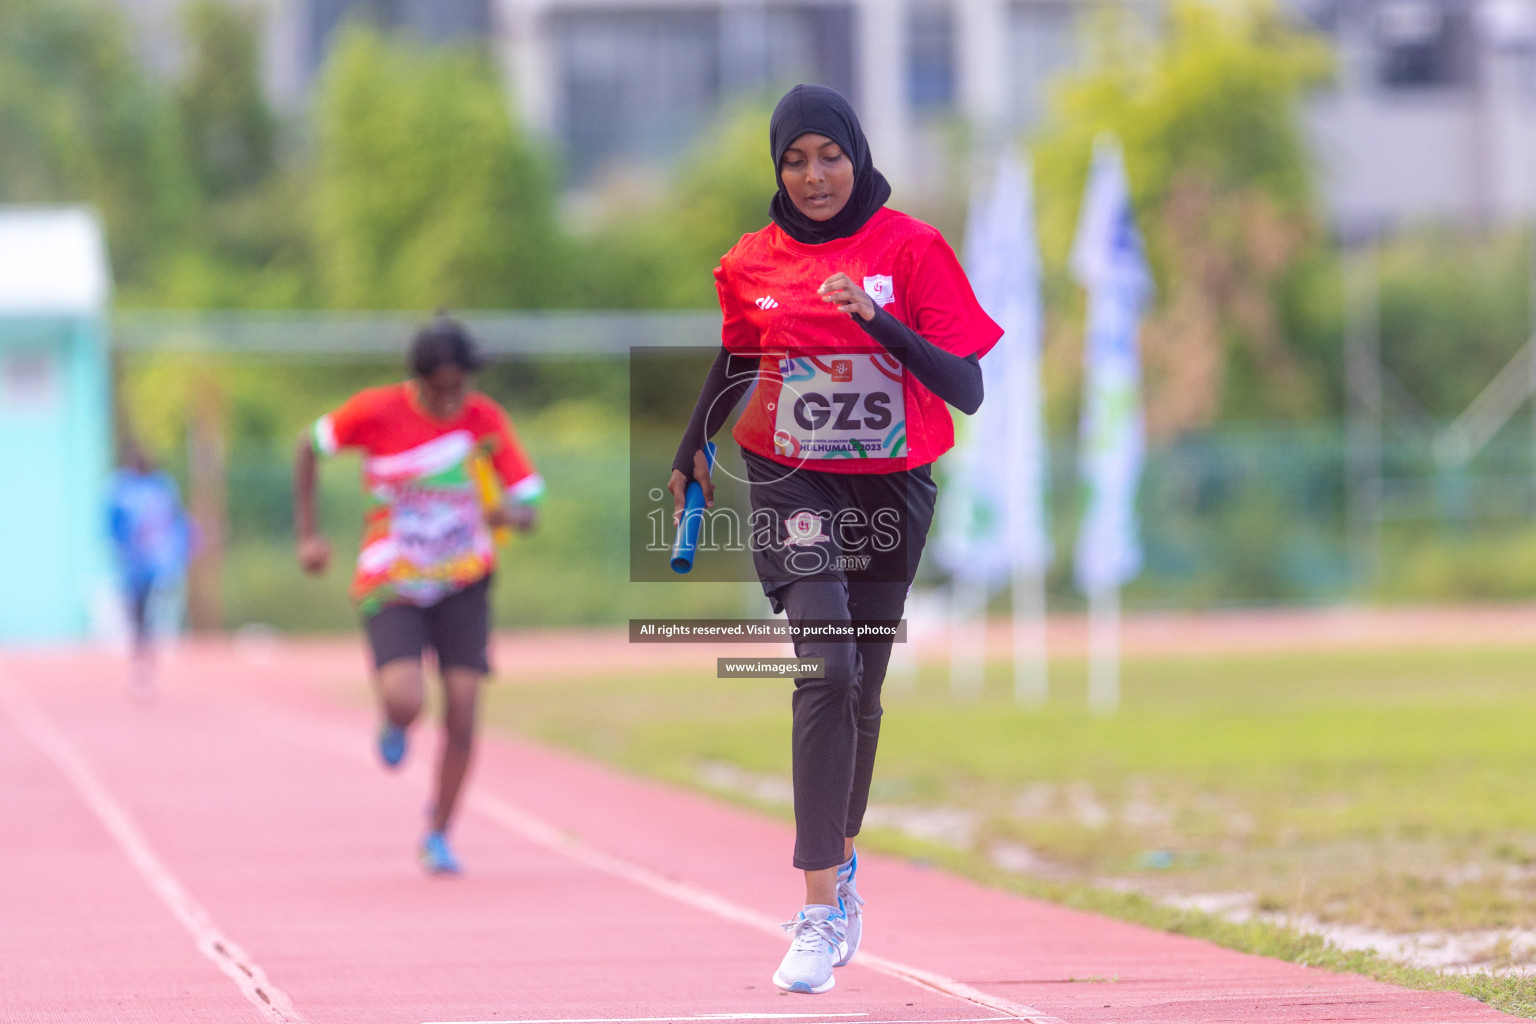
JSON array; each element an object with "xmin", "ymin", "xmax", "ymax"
[
  {"xmin": 834, "ymin": 848, "xmax": 864, "ymax": 967},
  {"xmin": 377, "ymin": 723, "xmax": 407, "ymax": 769},
  {"xmin": 419, "ymin": 830, "xmax": 462, "ymax": 875}
]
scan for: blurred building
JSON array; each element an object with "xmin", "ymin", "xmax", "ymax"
[
  {"xmin": 1305, "ymin": 0, "xmax": 1536, "ymax": 232},
  {"xmin": 114, "ymin": 0, "xmax": 1536, "ymax": 228},
  {"xmin": 494, "ymin": 0, "xmax": 1079, "ymax": 188},
  {"xmin": 493, "ymin": 0, "xmax": 1536, "ymax": 229},
  {"xmin": 499, "ymin": 3, "xmax": 858, "ymax": 182},
  {"xmin": 290, "ymin": 0, "xmax": 489, "ymax": 83},
  {"xmin": 114, "ymin": 0, "xmax": 494, "ymax": 108}
]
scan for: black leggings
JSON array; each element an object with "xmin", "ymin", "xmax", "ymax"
[
  {"xmin": 781, "ymin": 576, "xmax": 910, "ymax": 871},
  {"xmin": 126, "ymin": 579, "xmax": 153, "ymax": 653}
]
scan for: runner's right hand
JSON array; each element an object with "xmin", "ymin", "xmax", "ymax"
[
  {"xmin": 668, "ymin": 449, "xmax": 715, "ymax": 525},
  {"xmin": 297, "ymin": 535, "xmax": 332, "ymax": 575}
]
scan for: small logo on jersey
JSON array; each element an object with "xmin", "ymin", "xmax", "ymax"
[
  {"xmin": 755, "ymin": 296, "xmax": 780, "ymax": 310},
  {"xmin": 785, "ymin": 511, "xmax": 828, "ymax": 547},
  {"xmin": 831, "ymin": 359, "xmax": 853, "ymax": 383},
  {"xmin": 863, "ymin": 274, "xmax": 895, "ymax": 307},
  {"xmin": 773, "ymin": 429, "xmax": 800, "ymax": 458}
]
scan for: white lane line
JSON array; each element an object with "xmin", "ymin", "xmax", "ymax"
[
  {"xmin": 470, "ymin": 794, "xmax": 1060, "ymax": 1023},
  {"xmin": 423, "ymin": 1015, "xmax": 870, "ymax": 1023},
  {"xmin": 425, "ymin": 1017, "xmax": 1014, "ymax": 1024},
  {"xmin": 239, "ymin": 698, "xmax": 1061, "ymax": 1023},
  {"xmin": 0, "ymin": 678, "xmax": 306, "ymax": 1024}
]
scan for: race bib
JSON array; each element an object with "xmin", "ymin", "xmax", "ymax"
[
  {"xmin": 772, "ymin": 354, "xmax": 907, "ymax": 460},
  {"xmin": 390, "ymin": 494, "xmax": 481, "ymax": 567}
]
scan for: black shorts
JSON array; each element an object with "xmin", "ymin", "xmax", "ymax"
[
  {"xmin": 741, "ymin": 447, "xmax": 937, "ymax": 609},
  {"xmin": 363, "ymin": 574, "xmax": 492, "ymax": 674}
]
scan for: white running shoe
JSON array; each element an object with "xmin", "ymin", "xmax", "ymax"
[
  {"xmin": 772, "ymin": 904, "xmax": 847, "ymax": 994},
  {"xmin": 834, "ymin": 849, "xmax": 864, "ymax": 967}
]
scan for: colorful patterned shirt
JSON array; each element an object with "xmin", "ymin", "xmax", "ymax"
[{"xmin": 313, "ymin": 382, "xmax": 543, "ymax": 614}]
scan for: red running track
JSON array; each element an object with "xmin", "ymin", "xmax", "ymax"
[{"xmin": 0, "ymin": 639, "xmax": 1519, "ymax": 1024}]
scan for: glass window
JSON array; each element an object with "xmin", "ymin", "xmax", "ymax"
[
  {"xmin": 721, "ymin": 5, "xmax": 856, "ymax": 101},
  {"xmin": 1374, "ymin": 0, "xmax": 1475, "ymax": 87},
  {"xmin": 552, "ymin": 4, "xmax": 855, "ymax": 183},
  {"xmin": 306, "ymin": 0, "xmax": 490, "ymax": 76},
  {"xmin": 907, "ymin": 2, "xmax": 956, "ymax": 111},
  {"xmin": 1009, "ymin": 1, "xmax": 1077, "ymax": 128},
  {"xmin": 554, "ymin": 9, "xmax": 723, "ymax": 182}
]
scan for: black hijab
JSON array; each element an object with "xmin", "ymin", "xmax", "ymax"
[{"xmin": 768, "ymin": 84, "xmax": 891, "ymax": 245}]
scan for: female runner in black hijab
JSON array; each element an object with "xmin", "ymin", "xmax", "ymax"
[{"xmin": 669, "ymin": 84, "xmax": 1000, "ymax": 993}]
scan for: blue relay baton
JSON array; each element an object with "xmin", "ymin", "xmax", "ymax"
[{"xmin": 670, "ymin": 441, "xmax": 717, "ymax": 575}]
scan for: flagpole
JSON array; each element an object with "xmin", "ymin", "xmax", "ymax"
[
  {"xmin": 948, "ymin": 148, "xmax": 1053, "ymax": 705},
  {"xmin": 1086, "ymin": 584, "xmax": 1120, "ymax": 714},
  {"xmin": 1070, "ymin": 136, "xmax": 1147, "ymax": 718},
  {"xmin": 949, "ymin": 571, "xmax": 987, "ymax": 699},
  {"xmin": 1005, "ymin": 312, "xmax": 1049, "ymax": 708},
  {"xmin": 1012, "ymin": 565, "xmax": 1048, "ymax": 707}
]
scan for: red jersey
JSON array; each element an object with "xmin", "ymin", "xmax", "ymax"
[
  {"xmin": 715, "ymin": 207, "xmax": 1002, "ymax": 473},
  {"xmin": 312, "ymin": 382, "xmax": 542, "ymax": 613}
]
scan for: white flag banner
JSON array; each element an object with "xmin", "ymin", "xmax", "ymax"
[
  {"xmin": 1071, "ymin": 137, "xmax": 1151, "ymax": 595},
  {"xmin": 937, "ymin": 152, "xmax": 1051, "ymax": 587}
]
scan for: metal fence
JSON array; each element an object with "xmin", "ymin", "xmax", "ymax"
[{"xmin": 115, "ymin": 311, "xmax": 1536, "ymax": 631}]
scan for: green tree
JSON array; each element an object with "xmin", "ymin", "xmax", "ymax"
[
  {"xmin": 152, "ymin": 0, "xmax": 313, "ymax": 309},
  {"xmin": 176, "ymin": 0, "xmax": 275, "ymax": 201},
  {"xmin": 0, "ymin": 0, "xmax": 193, "ymax": 290},
  {"xmin": 571, "ymin": 102, "xmax": 776, "ymax": 308},
  {"xmin": 1033, "ymin": 0, "xmax": 1335, "ymax": 436},
  {"xmin": 312, "ymin": 24, "xmax": 560, "ymax": 309}
]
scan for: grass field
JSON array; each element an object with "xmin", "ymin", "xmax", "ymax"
[{"xmin": 481, "ymin": 641, "xmax": 1536, "ymax": 1017}]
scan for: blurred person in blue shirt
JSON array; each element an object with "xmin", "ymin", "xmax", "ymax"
[{"xmin": 108, "ymin": 447, "xmax": 194, "ymax": 698}]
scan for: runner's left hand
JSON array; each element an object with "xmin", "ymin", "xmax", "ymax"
[
  {"xmin": 818, "ymin": 273, "xmax": 876, "ymax": 322},
  {"xmin": 488, "ymin": 503, "xmax": 538, "ymax": 532}
]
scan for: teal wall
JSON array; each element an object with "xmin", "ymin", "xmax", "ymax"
[{"xmin": 0, "ymin": 314, "xmax": 112, "ymax": 642}]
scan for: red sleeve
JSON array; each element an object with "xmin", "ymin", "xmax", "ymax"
[
  {"xmin": 714, "ymin": 261, "xmax": 761, "ymax": 354},
  {"xmin": 475, "ymin": 398, "xmax": 543, "ymax": 503},
  {"xmin": 314, "ymin": 389, "xmax": 385, "ymax": 455},
  {"xmin": 905, "ymin": 236, "xmax": 1003, "ymax": 360}
]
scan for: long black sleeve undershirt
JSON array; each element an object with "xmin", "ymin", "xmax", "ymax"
[
  {"xmin": 672, "ymin": 347, "xmax": 757, "ymax": 477},
  {"xmin": 856, "ymin": 307, "xmax": 984, "ymax": 415}
]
